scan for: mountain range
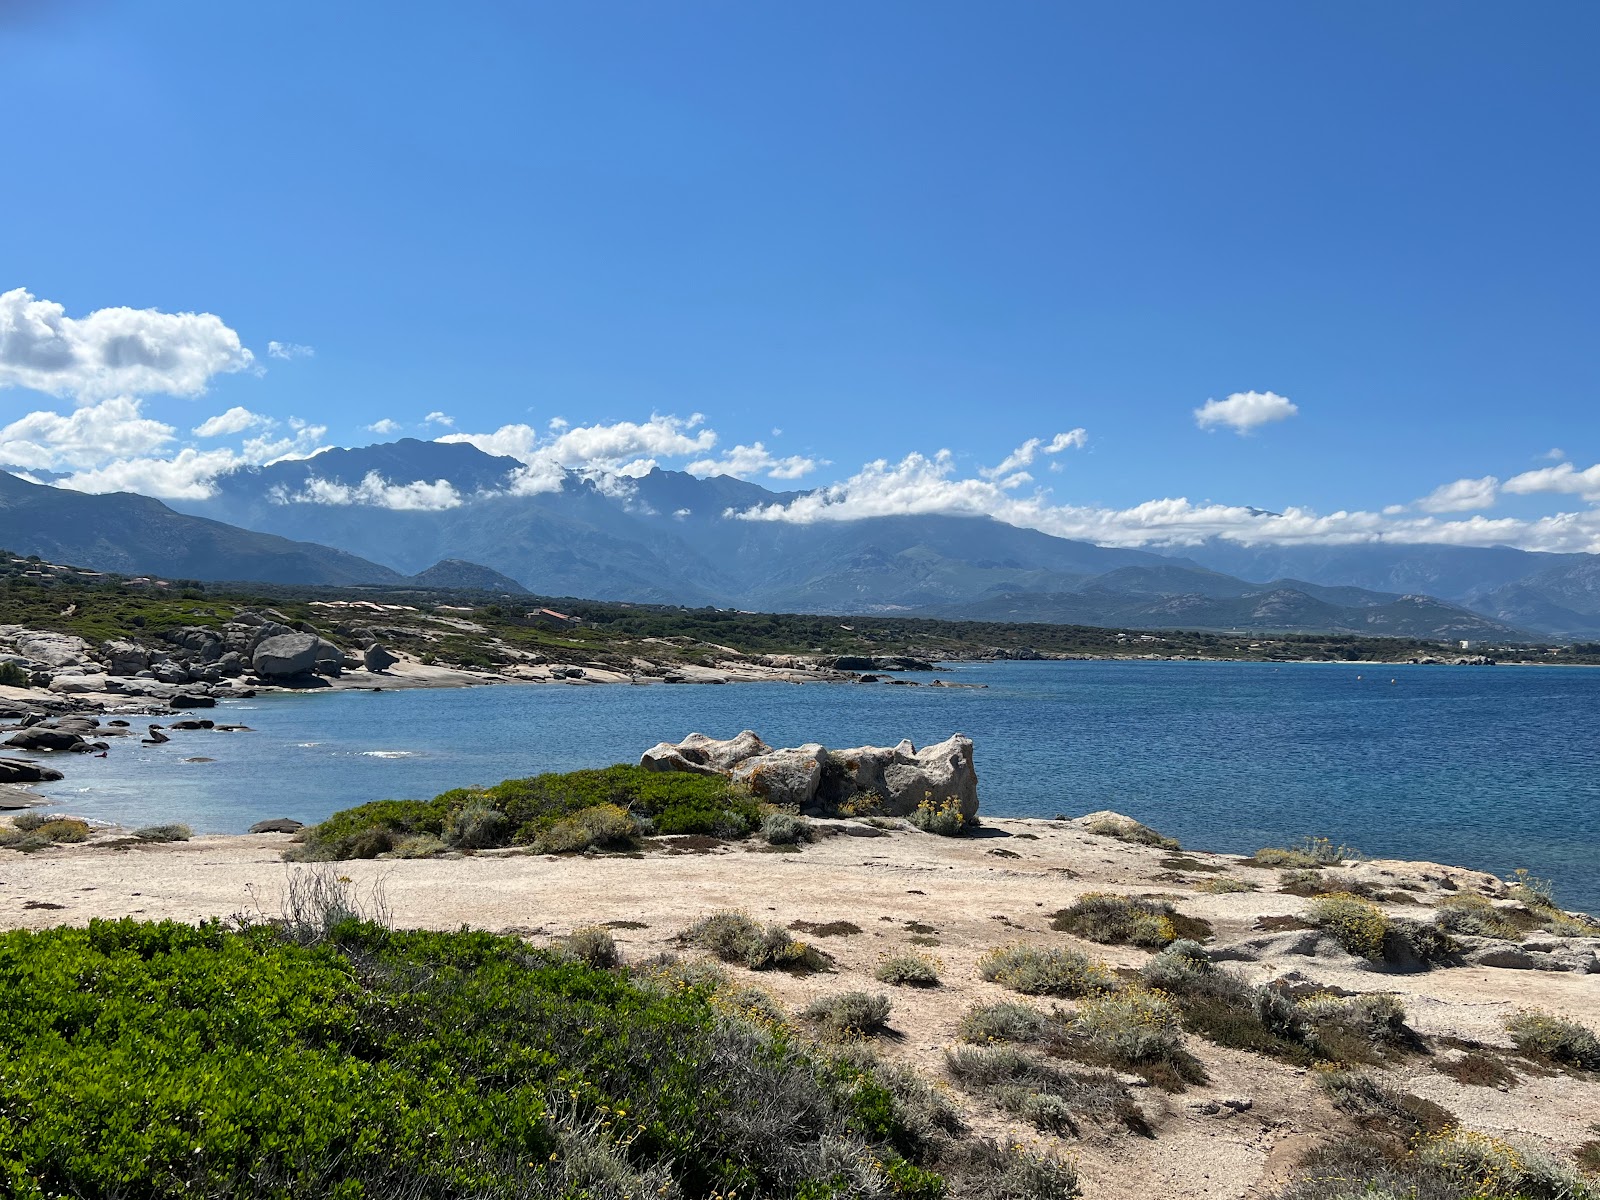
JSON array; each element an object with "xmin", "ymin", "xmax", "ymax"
[{"xmin": 5, "ymin": 437, "xmax": 1599, "ymax": 640}]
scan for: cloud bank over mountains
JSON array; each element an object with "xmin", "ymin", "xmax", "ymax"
[{"xmin": 5, "ymin": 288, "xmax": 1600, "ymax": 553}]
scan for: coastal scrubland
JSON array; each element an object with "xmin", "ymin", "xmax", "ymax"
[{"xmin": 5, "ymin": 799, "xmax": 1600, "ymax": 1200}]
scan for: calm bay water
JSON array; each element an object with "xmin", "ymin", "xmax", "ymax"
[{"xmin": 32, "ymin": 660, "xmax": 1600, "ymax": 912}]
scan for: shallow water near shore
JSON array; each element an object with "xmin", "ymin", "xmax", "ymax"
[{"xmin": 29, "ymin": 659, "xmax": 1600, "ymax": 912}]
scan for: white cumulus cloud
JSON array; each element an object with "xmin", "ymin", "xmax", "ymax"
[
  {"xmin": 1503, "ymin": 461, "xmax": 1600, "ymax": 503},
  {"xmin": 1194, "ymin": 391, "xmax": 1298, "ymax": 435},
  {"xmin": 193, "ymin": 406, "xmax": 270, "ymax": 438},
  {"xmin": 0, "ymin": 397, "xmax": 175, "ymax": 469},
  {"xmin": 277, "ymin": 471, "xmax": 463, "ymax": 511},
  {"xmin": 980, "ymin": 429, "xmax": 1088, "ymax": 484},
  {"xmin": 0, "ymin": 287, "xmax": 254, "ymax": 401},
  {"xmin": 425, "ymin": 411, "xmax": 455, "ymax": 427},
  {"xmin": 441, "ymin": 413, "xmax": 721, "ymax": 494},
  {"xmin": 1417, "ymin": 475, "xmax": 1499, "ymax": 514},
  {"xmin": 267, "ymin": 341, "xmax": 314, "ymax": 360},
  {"xmin": 686, "ymin": 441, "xmax": 822, "ymax": 481},
  {"xmin": 366, "ymin": 418, "xmax": 402, "ymax": 435}
]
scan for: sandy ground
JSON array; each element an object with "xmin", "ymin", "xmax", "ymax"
[{"xmin": 4, "ymin": 814, "xmax": 1597, "ymax": 1199}]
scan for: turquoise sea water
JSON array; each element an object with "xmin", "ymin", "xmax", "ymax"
[{"xmin": 30, "ymin": 660, "xmax": 1600, "ymax": 913}]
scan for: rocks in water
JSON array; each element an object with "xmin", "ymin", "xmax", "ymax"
[
  {"xmin": 249, "ymin": 818, "xmax": 305, "ymax": 834},
  {"xmin": 363, "ymin": 643, "xmax": 399, "ymax": 672},
  {"xmin": 3, "ymin": 727, "xmax": 89, "ymax": 753},
  {"xmin": 168, "ymin": 718, "xmax": 216, "ymax": 731},
  {"xmin": 0, "ymin": 757, "xmax": 65, "ymax": 783},
  {"xmin": 831, "ymin": 655, "xmax": 935, "ymax": 672},
  {"xmin": 639, "ymin": 730, "xmax": 980, "ymax": 821},
  {"xmin": 169, "ymin": 693, "xmax": 217, "ymax": 709},
  {"xmin": 251, "ymin": 632, "xmax": 322, "ymax": 679}
]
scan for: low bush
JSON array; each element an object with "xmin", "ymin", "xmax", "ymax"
[
  {"xmin": 1273, "ymin": 1127, "xmax": 1599, "ymax": 1200},
  {"xmin": 958, "ymin": 1000, "xmax": 1052, "ymax": 1045},
  {"xmin": 561, "ymin": 925, "xmax": 620, "ymax": 969},
  {"xmin": 937, "ymin": 1140, "xmax": 1082, "ymax": 1200},
  {"xmin": 681, "ymin": 910, "xmax": 830, "ymax": 973},
  {"xmin": 1315, "ymin": 1069, "xmax": 1453, "ymax": 1139},
  {"xmin": 1434, "ymin": 892, "xmax": 1530, "ymax": 940},
  {"xmin": 529, "ymin": 803, "xmax": 638, "ymax": 854},
  {"xmin": 0, "ymin": 660, "xmax": 30, "ymax": 687},
  {"xmin": 11, "ymin": 811, "xmax": 54, "ymax": 833},
  {"xmin": 1050, "ymin": 892, "xmax": 1210, "ymax": 948},
  {"xmin": 875, "ymin": 951, "xmax": 941, "ymax": 987},
  {"xmin": 293, "ymin": 764, "xmax": 763, "ymax": 861},
  {"xmin": 34, "ymin": 818, "xmax": 89, "ymax": 843},
  {"xmin": 908, "ymin": 795, "xmax": 971, "ymax": 836},
  {"xmin": 1070, "ymin": 988, "xmax": 1185, "ymax": 1066},
  {"xmin": 977, "ymin": 943, "xmax": 1117, "ymax": 998},
  {"xmin": 1084, "ymin": 815, "xmax": 1179, "ymax": 850},
  {"xmin": 944, "ymin": 1045, "xmax": 1133, "ymax": 1137},
  {"xmin": 1305, "ymin": 892, "xmax": 1391, "ymax": 960},
  {"xmin": 802, "ymin": 991, "xmax": 893, "ymax": 1039},
  {"xmin": 1195, "ymin": 876, "xmax": 1257, "ymax": 894},
  {"xmin": 0, "ymin": 917, "xmax": 990, "ymax": 1200},
  {"xmin": 1296, "ymin": 992, "xmax": 1416, "ymax": 1061},
  {"xmin": 132, "ymin": 823, "xmax": 192, "ymax": 842},
  {"xmin": 1266, "ymin": 836, "xmax": 1362, "ymax": 866},
  {"xmin": 1506, "ymin": 1008, "xmax": 1600, "ymax": 1070},
  {"xmin": 760, "ymin": 811, "xmax": 814, "ymax": 845},
  {"xmin": 390, "ymin": 833, "xmax": 447, "ymax": 858},
  {"xmin": 444, "ymin": 801, "xmax": 510, "ymax": 849}
]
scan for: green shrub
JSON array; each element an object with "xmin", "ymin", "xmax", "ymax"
[
  {"xmin": 294, "ymin": 765, "xmax": 762, "ymax": 862},
  {"xmin": 444, "ymin": 801, "xmax": 510, "ymax": 849},
  {"xmin": 1195, "ymin": 876, "xmax": 1256, "ymax": 894},
  {"xmin": 1297, "ymin": 993, "xmax": 1410, "ymax": 1048},
  {"xmin": 35, "ymin": 818, "xmax": 89, "ymax": 843},
  {"xmin": 874, "ymin": 951, "xmax": 941, "ymax": 987},
  {"xmin": 1051, "ymin": 892, "xmax": 1178, "ymax": 947},
  {"xmin": 944, "ymin": 1045, "xmax": 1132, "ymax": 1136},
  {"xmin": 530, "ymin": 803, "xmax": 638, "ymax": 854},
  {"xmin": 390, "ymin": 833, "xmax": 447, "ymax": 858},
  {"xmin": 288, "ymin": 796, "xmax": 452, "ymax": 860},
  {"xmin": 1251, "ymin": 847, "xmax": 1323, "ymax": 869},
  {"xmin": 561, "ymin": 925, "xmax": 620, "ymax": 969},
  {"xmin": 908, "ymin": 794, "xmax": 970, "ymax": 836},
  {"xmin": 0, "ymin": 660, "xmax": 29, "ymax": 687},
  {"xmin": 938, "ymin": 1140, "xmax": 1082, "ymax": 1200},
  {"xmin": 958, "ymin": 1000, "xmax": 1051, "ymax": 1045},
  {"xmin": 1083, "ymin": 815, "xmax": 1179, "ymax": 850},
  {"xmin": 1315, "ymin": 1070, "xmax": 1453, "ymax": 1139},
  {"xmin": 976, "ymin": 943, "xmax": 1117, "ymax": 997},
  {"xmin": 11, "ymin": 811, "xmax": 54, "ymax": 833},
  {"xmin": 682, "ymin": 910, "xmax": 830, "ymax": 973},
  {"xmin": 0, "ymin": 918, "xmax": 973, "ymax": 1199},
  {"xmin": 1071, "ymin": 988, "xmax": 1185, "ymax": 1065},
  {"xmin": 1305, "ymin": 892, "xmax": 1391, "ymax": 960},
  {"xmin": 802, "ymin": 991, "xmax": 892, "ymax": 1039},
  {"xmin": 1506, "ymin": 1008, "xmax": 1600, "ymax": 1070},
  {"xmin": 760, "ymin": 812, "xmax": 814, "ymax": 845},
  {"xmin": 1434, "ymin": 893, "xmax": 1528, "ymax": 940},
  {"xmin": 1508, "ymin": 867, "xmax": 1559, "ymax": 909},
  {"xmin": 133, "ymin": 823, "xmax": 192, "ymax": 842}
]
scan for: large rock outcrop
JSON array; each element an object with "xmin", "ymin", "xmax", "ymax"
[
  {"xmin": 639, "ymin": 729, "xmax": 979, "ymax": 821},
  {"xmin": 251, "ymin": 632, "xmax": 321, "ymax": 679}
]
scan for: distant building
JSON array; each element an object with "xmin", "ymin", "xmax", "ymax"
[{"xmin": 1459, "ymin": 640, "xmax": 1472, "ymax": 650}]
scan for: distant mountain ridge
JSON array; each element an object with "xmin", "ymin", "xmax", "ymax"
[
  {"xmin": 135, "ymin": 438, "xmax": 1550, "ymax": 640},
  {"xmin": 0, "ymin": 470, "xmax": 521, "ymax": 594}
]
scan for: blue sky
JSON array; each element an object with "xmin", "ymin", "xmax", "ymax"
[{"xmin": 3, "ymin": 2, "xmax": 1599, "ymax": 550}]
